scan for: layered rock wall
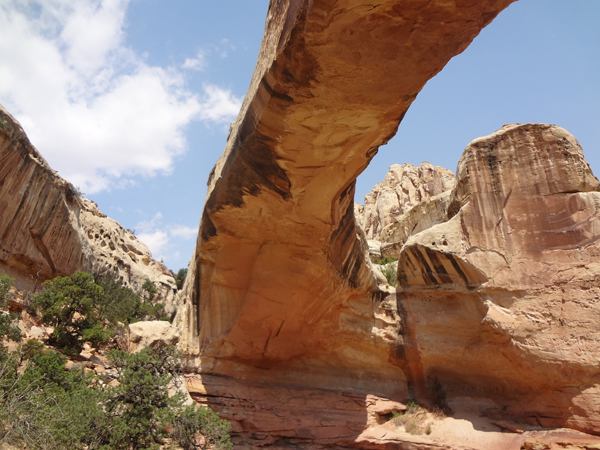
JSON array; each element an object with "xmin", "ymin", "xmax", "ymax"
[
  {"xmin": 396, "ymin": 124, "xmax": 600, "ymax": 433},
  {"xmin": 0, "ymin": 106, "xmax": 175, "ymax": 306}
]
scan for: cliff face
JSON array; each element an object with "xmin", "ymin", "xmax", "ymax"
[
  {"xmin": 397, "ymin": 123, "xmax": 600, "ymax": 433},
  {"xmin": 0, "ymin": 106, "xmax": 175, "ymax": 306},
  {"xmin": 0, "ymin": 105, "xmax": 91, "ymax": 287},
  {"xmin": 359, "ymin": 162, "xmax": 455, "ymax": 241}
]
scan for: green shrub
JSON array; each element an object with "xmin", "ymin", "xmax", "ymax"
[
  {"xmin": 142, "ymin": 279, "xmax": 157, "ymax": 301},
  {"xmin": 375, "ymin": 257, "xmax": 398, "ymax": 287},
  {"xmin": 103, "ymin": 346, "xmax": 232, "ymax": 449},
  {"xmin": 0, "ymin": 274, "xmax": 12, "ymax": 307},
  {"xmin": 81, "ymin": 323, "xmax": 112, "ymax": 347},
  {"xmin": 0, "ymin": 313, "xmax": 22, "ymax": 345},
  {"xmin": 96, "ymin": 276, "xmax": 143, "ymax": 325},
  {"xmin": 97, "ymin": 275, "xmax": 169, "ymax": 324},
  {"xmin": 22, "ymin": 339, "xmax": 46, "ymax": 360},
  {"xmin": 32, "ymin": 273, "xmax": 171, "ymax": 354},
  {"xmin": 380, "ymin": 262, "xmax": 397, "ymax": 287},
  {"xmin": 390, "ymin": 402, "xmax": 431, "ymax": 435},
  {"xmin": 0, "ymin": 346, "xmax": 232, "ymax": 449},
  {"xmin": 175, "ymin": 268, "xmax": 188, "ymax": 291},
  {"xmin": 0, "ymin": 349, "xmax": 60, "ymax": 449},
  {"xmin": 376, "ymin": 256, "xmax": 397, "ymax": 265},
  {"xmin": 172, "ymin": 404, "xmax": 233, "ymax": 450},
  {"xmin": 0, "ymin": 274, "xmax": 22, "ymax": 346},
  {"xmin": 31, "ymin": 272, "xmax": 103, "ymax": 355}
]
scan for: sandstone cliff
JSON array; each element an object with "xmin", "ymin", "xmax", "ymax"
[
  {"xmin": 397, "ymin": 123, "xmax": 600, "ymax": 435},
  {"xmin": 0, "ymin": 105, "xmax": 176, "ymax": 308},
  {"xmin": 358, "ymin": 162, "xmax": 455, "ymax": 241},
  {"xmin": 174, "ymin": 0, "xmax": 521, "ymax": 447}
]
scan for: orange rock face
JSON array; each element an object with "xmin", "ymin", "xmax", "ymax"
[
  {"xmin": 397, "ymin": 124, "xmax": 600, "ymax": 434},
  {"xmin": 174, "ymin": 0, "xmax": 525, "ymax": 447},
  {"xmin": 177, "ymin": 0, "xmax": 515, "ymax": 381}
]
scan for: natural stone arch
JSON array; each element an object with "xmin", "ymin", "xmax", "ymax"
[{"xmin": 175, "ymin": 0, "xmax": 516, "ymax": 395}]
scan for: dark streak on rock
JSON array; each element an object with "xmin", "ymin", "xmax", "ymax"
[
  {"xmin": 423, "ymin": 247, "xmax": 453, "ymax": 285},
  {"xmin": 445, "ymin": 252, "xmax": 472, "ymax": 288},
  {"xmin": 412, "ymin": 247, "xmax": 439, "ymax": 286}
]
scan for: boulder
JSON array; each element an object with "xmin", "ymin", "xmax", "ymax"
[
  {"xmin": 366, "ymin": 240, "xmax": 382, "ymax": 263},
  {"xmin": 128, "ymin": 320, "xmax": 180, "ymax": 353},
  {"xmin": 27, "ymin": 326, "xmax": 46, "ymax": 339}
]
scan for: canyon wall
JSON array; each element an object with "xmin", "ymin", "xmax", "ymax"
[{"xmin": 0, "ymin": 105, "xmax": 176, "ymax": 306}]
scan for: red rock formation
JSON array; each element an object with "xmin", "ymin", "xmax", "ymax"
[
  {"xmin": 175, "ymin": 0, "xmax": 518, "ymax": 446},
  {"xmin": 0, "ymin": 105, "xmax": 175, "ymax": 304},
  {"xmin": 397, "ymin": 124, "xmax": 600, "ymax": 434}
]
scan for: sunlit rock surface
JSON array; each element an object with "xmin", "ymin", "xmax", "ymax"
[
  {"xmin": 359, "ymin": 162, "xmax": 455, "ymax": 241},
  {"xmin": 379, "ymin": 190, "xmax": 453, "ymax": 259}
]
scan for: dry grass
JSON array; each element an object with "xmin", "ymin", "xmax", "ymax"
[
  {"xmin": 431, "ymin": 407, "xmax": 447, "ymax": 420},
  {"xmin": 390, "ymin": 402, "xmax": 434, "ymax": 435}
]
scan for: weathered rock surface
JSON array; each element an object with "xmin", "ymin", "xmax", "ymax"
[
  {"xmin": 397, "ymin": 124, "xmax": 600, "ymax": 435},
  {"xmin": 380, "ymin": 190, "xmax": 453, "ymax": 259},
  {"xmin": 174, "ymin": 0, "xmax": 517, "ymax": 447},
  {"xmin": 176, "ymin": 0, "xmax": 513, "ymax": 388},
  {"xmin": 79, "ymin": 198, "xmax": 177, "ymax": 312},
  {"xmin": 359, "ymin": 162, "xmax": 455, "ymax": 241},
  {"xmin": 186, "ymin": 373, "xmax": 600, "ymax": 450},
  {"xmin": 128, "ymin": 320, "xmax": 180, "ymax": 353},
  {"xmin": 0, "ymin": 105, "xmax": 175, "ymax": 306}
]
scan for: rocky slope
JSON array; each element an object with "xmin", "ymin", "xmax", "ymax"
[
  {"xmin": 357, "ymin": 162, "xmax": 455, "ymax": 242},
  {"xmin": 378, "ymin": 190, "xmax": 454, "ymax": 259},
  {"xmin": 0, "ymin": 105, "xmax": 176, "ymax": 308}
]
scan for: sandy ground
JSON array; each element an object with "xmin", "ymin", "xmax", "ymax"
[{"xmin": 356, "ymin": 403, "xmax": 600, "ymax": 450}]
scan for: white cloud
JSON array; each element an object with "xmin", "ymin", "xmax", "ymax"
[
  {"xmin": 198, "ymin": 84, "xmax": 242, "ymax": 123},
  {"xmin": 169, "ymin": 224, "xmax": 197, "ymax": 240},
  {"xmin": 182, "ymin": 51, "xmax": 206, "ymax": 71},
  {"xmin": 218, "ymin": 38, "xmax": 235, "ymax": 58},
  {"xmin": 137, "ymin": 230, "xmax": 169, "ymax": 259},
  {"xmin": 136, "ymin": 212, "xmax": 164, "ymax": 233},
  {"xmin": 0, "ymin": 0, "xmax": 241, "ymax": 194},
  {"xmin": 134, "ymin": 212, "xmax": 197, "ymax": 264}
]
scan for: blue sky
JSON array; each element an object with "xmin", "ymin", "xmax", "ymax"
[{"xmin": 1, "ymin": 0, "xmax": 599, "ymax": 271}]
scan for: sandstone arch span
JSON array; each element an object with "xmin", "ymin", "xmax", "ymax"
[{"xmin": 176, "ymin": 0, "xmax": 515, "ymax": 395}]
